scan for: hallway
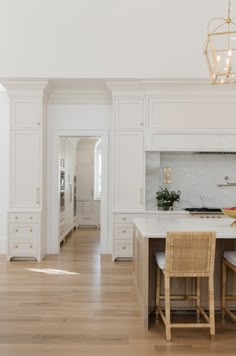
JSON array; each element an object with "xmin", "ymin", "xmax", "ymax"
[{"xmin": 0, "ymin": 228, "xmax": 235, "ymax": 356}]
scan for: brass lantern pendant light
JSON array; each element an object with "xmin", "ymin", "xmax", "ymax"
[{"xmin": 204, "ymin": 0, "xmax": 236, "ymax": 84}]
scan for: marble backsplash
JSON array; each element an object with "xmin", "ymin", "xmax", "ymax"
[{"xmin": 145, "ymin": 152, "xmax": 236, "ymax": 210}]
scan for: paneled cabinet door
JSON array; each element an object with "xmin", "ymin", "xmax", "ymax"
[
  {"xmin": 114, "ymin": 99, "xmax": 144, "ymax": 129},
  {"xmin": 11, "ymin": 132, "xmax": 40, "ymax": 208},
  {"xmin": 115, "ymin": 131, "xmax": 144, "ymax": 209}
]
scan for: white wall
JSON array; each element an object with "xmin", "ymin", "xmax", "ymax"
[
  {"xmin": 0, "ymin": 0, "xmax": 229, "ymax": 79},
  {"xmin": 0, "ymin": 92, "xmax": 9, "ymax": 252},
  {"xmin": 146, "ymin": 152, "xmax": 236, "ymax": 210},
  {"xmin": 47, "ymin": 103, "xmax": 112, "ymax": 254}
]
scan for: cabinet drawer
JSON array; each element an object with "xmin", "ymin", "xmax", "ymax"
[
  {"xmin": 9, "ymin": 213, "xmax": 39, "ymax": 223},
  {"xmin": 114, "ymin": 214, "xmax": 143, "ymax": 224},
  {"xmin": 10, "ymin": 224, "xmax": 36, "ymax": 239},
  {"xmin": 10, "ymin": 241, "xmax": 35, "ymax": 256},
  {"xmin": 115, "ymin": 225, "xmax": 133, "ymax": 239},
  {"xmin": 114, "ymin": 240, "xmax": 133, "ymax": 257},
  {"xmin": 79, "ymin": 216, "xmax": 97, "ymax": 223},
  {"xmin": 79, "ymin": 201, "xmax": 97, "ymax": 208},
  {"xmin": 79, "ymin": 207, "xmax": 96, "ymax": 213}
]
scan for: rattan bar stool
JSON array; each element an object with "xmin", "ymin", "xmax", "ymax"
[
  {"xmin": 155, "ymin": 231, "xmax": 216, "ymax": 341},
  {"xmin": 222, "ymin": 251, "xmax": 236, "ymax": 322}
]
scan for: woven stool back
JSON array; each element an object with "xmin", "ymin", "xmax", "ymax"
[{"xmin": 165, "ymin": 231, "xmax": 216, "ymax": 278}]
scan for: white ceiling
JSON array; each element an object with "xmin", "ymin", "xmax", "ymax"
[{"xmin": 0, "ymin": 0, "xmax": 231, "ymax": 79}]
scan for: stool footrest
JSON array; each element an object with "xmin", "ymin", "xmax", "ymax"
[{"xmin": 223, "ymin": 307, "xmax": 236, "ymax": 322}]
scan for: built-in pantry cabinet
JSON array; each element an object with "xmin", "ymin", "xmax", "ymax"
[
  {"xmin": 112, "ymin": 96, "xmax": 145, "ymax": 259},
  {"xmin": 4, "ymin": 80, "xmax": 49, "ymax": 261},
  {"xmin": 114, "ymin": 131, "xmax": 144, "ymax": 210}
]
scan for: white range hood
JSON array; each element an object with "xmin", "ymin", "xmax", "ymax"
[{"xmin": 144, "ymin": 129, "xmax": 236, "ymax": 152}]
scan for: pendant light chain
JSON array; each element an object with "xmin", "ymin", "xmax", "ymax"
[{"xmin": 228, "ymin": 0, "xmax": 231, "ymax": 19}]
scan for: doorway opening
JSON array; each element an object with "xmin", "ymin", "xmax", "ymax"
[
  {"xmin": 59, "ymin": 137, "xmax": 102, "ymax": 249},
  {"xmin": 47, "ymin": 130, "xmax": 109, "ymax": 256}
]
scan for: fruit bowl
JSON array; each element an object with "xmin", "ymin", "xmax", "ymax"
[{"xmin": 222, "ymin": 207, "xmax": 236, "ymax": 227}]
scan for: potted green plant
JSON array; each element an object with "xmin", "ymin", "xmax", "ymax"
[{"xmin": 156, "ymin": 188, "xmax": 181, "ymax": 211}]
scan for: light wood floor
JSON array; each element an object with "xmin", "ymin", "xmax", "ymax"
[{"xmin": 0, "ymin": 228, "xmax": 235, "ymax": 356}]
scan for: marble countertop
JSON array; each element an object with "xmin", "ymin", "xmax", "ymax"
[
  {"xmin": 133, "ymin": 216, "xmax": 236, "ymax": 239},
  {"xmin": 113, "ymin": 209, "xmax": 189, "ymax": 214}
]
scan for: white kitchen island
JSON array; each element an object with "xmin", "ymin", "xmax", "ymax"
[{"xmin": 133, "ymin": 216, "xmax": 236, "ymax": 330}]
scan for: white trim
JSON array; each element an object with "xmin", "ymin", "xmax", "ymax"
[
  {"xmin": 49, "ymin": 89, "xmax": 112, "ymax": 105},
  {"xmin": 47, "ymin": 129, "xmax": 109, "ymax": 255}
]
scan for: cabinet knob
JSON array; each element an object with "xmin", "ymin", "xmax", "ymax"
[
  {"xmin": 37, "ymin": 122, "xmax": 40, "ymax": 126},
  {"xmin": 30, "ymin": 229, "xmax": 33, "ymax": 232},
  {"xmin": 15, "ymin": 245, "xmax": 18, "ymax": 248},
  {"xmin": 29, "ymin": 217, "xmax": 32, "ymax": 219},
  {"xmin": 123, "ymin": 217, "xmax": 126, "ymax": 221},
  {"xmin": 15, "ymin": 217, "xmax": 18, "ymax": 220},
  {"xmin": 140, "ymin": 122, "xmax": 144, "ymax": 126},
  {"xmin": 123, "ymin": 230, "xmax": 126, "ymax": 233},
  {"xmin": 122, "ymin": 246, "xmax": 126, "ymax": 250},
  {"xmin": 15, "ymin": 229, "xmax": 18, "ymax": 232},
  {"xmin": 29, "ymin": 245, "xmax": 32, "ymax": 248}
]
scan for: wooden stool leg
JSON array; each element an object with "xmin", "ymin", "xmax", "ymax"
[
  {"xmin": 208, "ymin": 277, "xmax": 215, "ymax": 340},
  {"xmin": 222, "ymin": 261, "xmax": 226, "ymax": 321},
  {"xmin": 196, "ymin": 277, "xmax": 200, "ymax": 320},
  {"xmin": 156, "ymin": 266, "xmax": 161, "ymax": 320},
  {"xmin": 165, "ymin": 276, "xmax": 171, "ymax": 341}
]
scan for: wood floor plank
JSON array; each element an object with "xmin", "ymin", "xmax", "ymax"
[{"xmin": 0, "ymin": 228, "xmax": 235, "ymax": 355}]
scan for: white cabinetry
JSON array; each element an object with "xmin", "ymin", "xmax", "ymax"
[
  {"xmin": 11, "ymin": 131, "xmax": 40, "ymax": 208},
  {"xmin": 78, "ymin": 201, "xmax": 100, "ymax": 228},
  {"xmin": 113, "ymin": 213, "xmax": 143, "ymax": 260},
  {"xmin": 114, "ymin": 99, "xmax": 144, "ymax": 129},
  {"xmin": 114, "ymin": 131, "xmax": 144, "ymax": 209},
  {"xmin": 112, "ymin": 96, "xmax": 145, "ymax": 260},
  {"xmin": 8, "ymin": 213, "xmax": 40, "ymax": 260},
  {"xmin": 113, "ymin": 212, "xmax": 190, "ymax": 260},
  {"xmin": 4, "ymin": 80, "xmax": 49, "ymax": 261},
  {"xmin": 11, "ymin": 97, "xmax": 41, "ymax": 129}
]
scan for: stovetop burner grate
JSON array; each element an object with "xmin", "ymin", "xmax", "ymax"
[{"xmin": 184, "ymin": 207, "xmax": 222, "ymax": 213}]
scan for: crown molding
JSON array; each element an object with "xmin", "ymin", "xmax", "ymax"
[
  {"xmin": 49, "ymin": 89, "xmax": 112, "ymax": 105},
  {"xmin": 105, "ymin": 80, "xmax": 144, "ymax": 97},
  {"xmin": 106, "ymin": 79, "xmax": 236, "ymax": 97},
  {"xmin": 0, "ymin": 79, "xmax": 49, "ymax": 96},
  {"xmin": 140, "ymin": 79, "xmax": 236, "ymax": 95}
]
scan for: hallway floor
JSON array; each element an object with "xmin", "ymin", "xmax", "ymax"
[{"xmin": 0, "ymin": 228, "xmax": 235, "ymax": 356}]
